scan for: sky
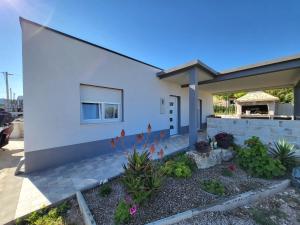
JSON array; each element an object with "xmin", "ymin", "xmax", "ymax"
[{"xmin": 0, "ymin": 0, "xmax": 300, "ymax": 99}]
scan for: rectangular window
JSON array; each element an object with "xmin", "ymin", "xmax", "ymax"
[
  {"xmin": 80, "ymin": 84, "xmax": 122, "ymax": 123},
  {"xmin": 104, "ymin": 103, "xmax": 119, "ymax": 120},
  {"xmin": 82, "ymin": 103, "xmax": 100, "ymax": 120}
]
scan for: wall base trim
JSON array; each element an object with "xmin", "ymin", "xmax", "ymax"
[{"xmin": 25, "ymin": 129, "xmax": 170, "ymax": 173}]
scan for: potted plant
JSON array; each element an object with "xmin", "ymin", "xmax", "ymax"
[{"xmin": 195, "ymin": 141, "xmax": 211, "ymax": 153}]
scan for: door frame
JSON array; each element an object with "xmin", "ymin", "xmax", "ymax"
[{"xmin": 169, "ymin": 95, "xmax": 181, "ymax": 135}]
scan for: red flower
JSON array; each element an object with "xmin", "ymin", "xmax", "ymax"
[
  {"xmin": 147, "ymin": 123, "xmax": 152, "ymax": 134},
  {"xmin": 111, "ymin": 139, "xmax": 115, "ymax": 148},
  {"xmin": 160, "ymin": 131, "xmax": 165, "ymax": 139},
  {"xmin": 158, "ymin": 148, "xmax": 164, "ymax": 159},
  {"xmin": 121, "ymin": 129, "xmax": 125, "ymax": 137},
  {"xmin": 228, "ymin": 164, "xmax": 236, "ymax": 172},
  {"xmin": 149, "ymin": 144, "xmax": 155, "ymax": 154}
]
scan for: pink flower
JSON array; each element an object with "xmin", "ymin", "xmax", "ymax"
[{"xmin": 129, "ymin": 205, "xmax": 137, "ymax": 216}]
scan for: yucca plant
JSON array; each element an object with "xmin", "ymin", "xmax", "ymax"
[{"xmin": 270, "ymin": 139, "xmax": 299, "ymax": 171}]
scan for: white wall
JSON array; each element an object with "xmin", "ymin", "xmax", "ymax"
[
  {"xmin": 207, "ymin": 118, "xmax": 300, "ymax": 148},
  {"xmin": 22, "ymin": 20, "xmax": 213, "ymax": 152}
]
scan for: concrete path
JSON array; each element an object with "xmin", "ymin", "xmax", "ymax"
[
  {"xmin": 0, "ymin": 139, "xmax": 24, "ymax": 225},
  {"xmin": 0, "ymin": 133, "xmax": 205, "ymax": 224}
]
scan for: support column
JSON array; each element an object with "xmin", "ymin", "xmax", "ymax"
[
  {"xmin": 189, "ymin": 68, "xmax": 199, "ymax": 147},
  {"xmin": 294, "ymin": 80, "xmax": 300, "ymax": 119}
]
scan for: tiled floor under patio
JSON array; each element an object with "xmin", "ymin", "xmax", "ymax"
[{"xmin": 0, "ymin": 132, "xmax": 205, "ymax": 224}]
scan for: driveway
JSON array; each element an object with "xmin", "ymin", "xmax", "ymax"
[
  {"xmin": 0, "ymin": 139, "xmax": 24, "ymax": 225},
  {"xmin": 0, "ymin": 133, "xmax": 205, "ymax": 224}
]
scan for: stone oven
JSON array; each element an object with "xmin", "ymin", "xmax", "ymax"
[{"xmin": 235, "ymin": 91, "xmax": 279, "ymax": 116}]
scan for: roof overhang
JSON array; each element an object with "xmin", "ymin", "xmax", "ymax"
[
  {"xmin": 199, "ymin": 68, "xmax": 300, "ymax": 94},
  {"xmin": 177, "ymin": 55, "xmax": 300, "ymax": 93},
  {"xmin": 156, "ymin": 60, "xmax": 218, "ymax": 85}
]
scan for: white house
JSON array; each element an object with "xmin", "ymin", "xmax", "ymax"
[{"xmin": 20, "ymin": 18, "xmax": 300, "ymax": 173}]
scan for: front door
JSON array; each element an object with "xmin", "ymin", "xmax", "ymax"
[{"xmin": 169, "ymin": 96, "xmax": 178, "ymax": 135}]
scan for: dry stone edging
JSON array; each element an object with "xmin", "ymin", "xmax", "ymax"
[{"xmin": 146, "ymin": 179, "xmax": 290, "ymax": 225}]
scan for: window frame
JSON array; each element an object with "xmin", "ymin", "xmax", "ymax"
[{"xmin": 81, "ymin": 101, "xmax": 121, "ymax": 124}]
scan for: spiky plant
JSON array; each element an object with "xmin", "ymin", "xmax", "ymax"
[
  {"xmin": 123, "ymin": 148, "xmax": 162, "ymax": 204},
  {"xmin": 270, "ymin": 139, "xmax": 299, "ymax": 171}
]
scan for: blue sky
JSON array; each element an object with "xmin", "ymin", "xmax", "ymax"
[{"xmin": 0, "ymin": 0, "xmax": 300, "ymax": 98}]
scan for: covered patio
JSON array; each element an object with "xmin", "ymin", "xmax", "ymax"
[{"xmin": 157, "ymin": 54, "xmax": 300, "ymax": 147}]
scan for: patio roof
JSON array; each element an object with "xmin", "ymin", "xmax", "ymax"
[{"xmin": 157, "ymin": 54, "xmax": 300, "ymax": 93}]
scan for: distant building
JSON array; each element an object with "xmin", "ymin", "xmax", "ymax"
[{"xmin": 16, "ymin": 96, "xmax": 23, "ymax": 112}]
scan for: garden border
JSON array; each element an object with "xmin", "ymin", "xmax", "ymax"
[{"xmin": 76, "ymin": 192, "xmax": 96, "ymax": 225}]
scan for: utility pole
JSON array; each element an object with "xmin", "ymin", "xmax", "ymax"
[
  {"xmin": 10, "ymin": 88, "xmax": 12, "ymax": 111},
  {"xmin": 1, "ymin": 72, "xmax": 13, "ymax": 111}
]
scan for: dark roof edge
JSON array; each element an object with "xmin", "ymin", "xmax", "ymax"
[
  {"xmin": 220, "ymin": 53, "xmax": 300, "ymax": 75},
  {"xmin": 19, "ymin": 17, "xmax": 162, "ymax": 71},
  {"xmin": 180, "ymin": 58, "xmax": 300, "ymax": 88},
  {"xmin": 157, "ymin": 60, "xmax": 219, "ymax": 79}
]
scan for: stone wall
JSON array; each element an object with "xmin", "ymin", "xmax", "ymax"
[{"xmin": 207, "ymin": 118, "xmax": 300, "ymax": 148}]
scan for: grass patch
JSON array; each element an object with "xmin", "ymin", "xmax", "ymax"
[
  {"xmin": 200, "ymin": 179, "xmax": 225, "ymax": 196},
  {"xmin": 99, "ymin": 183, "xmax": 112, "ymax": 197}
]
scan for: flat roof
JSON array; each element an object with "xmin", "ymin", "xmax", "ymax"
[
  {"xmin": 159, "ymin": 53, "xmax": 300, "ymax": 84},
  {"xmin": 221, "ymin": 54, "xmax": 300, "ymax": 74}
]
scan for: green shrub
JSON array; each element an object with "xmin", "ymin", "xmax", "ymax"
[
  {"xmin": 270, "ymin": 139, "xmax": 299, "ymax": 171},
  {"xmin": 26, "ymin": 210, "xmax": 44, "ymax": 224},
  {"xmin": 114, "ymin": 200, "xmax": 131, "ymax": 225},
  {"xmin": 176, "ymin": 154, "xmax": 197, "ymax": 171},
  {"xmin": 99, "ymin": 183, "xmax": 112, "ymax": 197},
  {"xmin": 161, "ymin": 161, "xmax": 192, "ymax": 178},
  {"xmin": 237, "ymin": 136, "xmax": 286, "ymax": 179},
  {"xmin": 213, "ymin": 105, "xmax": 236, "ymax": 115},
  {"xmin": 161, "ymin": 154, "xmax": 195, "ymax": 178},
  {"xmin": 23, "ymin": 202, "xmax": 70, "ymax": 225},
  {"xmin": 201, "ymin": 179, "xmax": 225, "ymax": 196},
  {"xmin": 122, "ymin": 148, "xmax": 162, "ymax": 204}
]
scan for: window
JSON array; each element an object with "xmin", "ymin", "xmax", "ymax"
[
  {"xmin": 104, "ymin": 103, "xmax": 119, "ymax": 119},
  {"xmin": 82, "ymin": 103, "xmax": 100, "ymax": 120},
  {"xmin": 81, "ymin": 102, "xmax": 120, "ymax": 122},
  {"xmin": 80, "ymin": 84, "xmax": 122, "ymax": 123}
]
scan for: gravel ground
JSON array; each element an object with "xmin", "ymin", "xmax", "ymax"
[
  {"xmin": 176, "ymin": 187, "xmax": 300, "ymax": 225},
  {"xmin": 64, "ymin": 197, "xmax": 85, "ymax": 225},
  {"xmin": 83, "ymin": 162, "xmax": 274, "ymax": 225}
]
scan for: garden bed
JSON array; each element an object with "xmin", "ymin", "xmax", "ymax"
[
  {"xmin": 174, "ymin": 187, "xmax": 300, "ymax": 225},
  {"xmin": 12, "ymin": 197, "xmax": 84, "ymax": 225},
  {"xmin": 83, "ymin": 162, "xmax": 275, "ymax": 225}
]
